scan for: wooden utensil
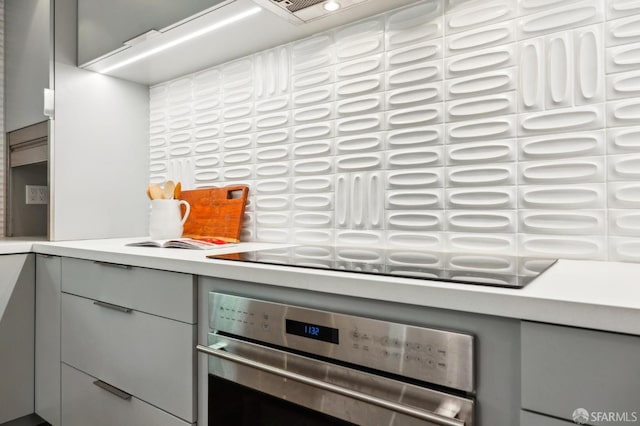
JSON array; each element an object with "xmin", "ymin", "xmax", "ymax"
[
  {"xmin": 146, "ymin": 186, "xmax": 153, "ymax": 200},
  {"xmin": 163, "ymin": 180, "xmax": 175, "ymax": 199},
  {"xmin": 173, "ymin": 182, "xmax": 182, "ymax": 200},
  {"xmin": 148, "ymin": 184, "xmax": 163, "ymax": 200}
]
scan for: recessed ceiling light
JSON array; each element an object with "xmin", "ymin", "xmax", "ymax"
[{"xmin": 324, "ymin": 1, "xmax": 341, "ymax": 12}]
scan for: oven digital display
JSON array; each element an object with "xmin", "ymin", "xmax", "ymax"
[{"xmin": 285, "ymin": 319, "xmax": 339, "ymax": 344}]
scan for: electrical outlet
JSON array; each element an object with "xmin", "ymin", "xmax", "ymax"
[{"xmin": 26, "ymin": 185, "xmax": 48, "ymax": 205}]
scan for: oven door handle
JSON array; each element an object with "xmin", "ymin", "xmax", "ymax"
[{"xmin": 197, "ymin": 344, "xmax": 465, "ymax": 426}]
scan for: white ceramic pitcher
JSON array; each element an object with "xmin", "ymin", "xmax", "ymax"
[{"xmin": 149, "ymin": 199, "xmax": 191, "ymax": 240}]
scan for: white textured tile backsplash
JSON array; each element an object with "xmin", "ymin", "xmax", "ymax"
[{"xmin": 149, "ymin": 0, "xmax": 640, "ymax": 262}]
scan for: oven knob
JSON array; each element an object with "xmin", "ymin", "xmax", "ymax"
[{"xmin": 261, "ymin": 322, "xmax": 269, "ymax": 331}]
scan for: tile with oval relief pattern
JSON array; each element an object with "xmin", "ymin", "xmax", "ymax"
[
  {"xmin": 385, "ymin": 1, "xmax": 443, "ymax": 52},
  {"xmin": 518, "ymin": 157, "xmax": 605, "ymax": 185},
  {"xmin": 447, "ymin": 186, "xmax": 516, "ymax": 210},
  {"xmin": 292, "ymin": 139, "xmax": 333, "ymax": 160},
  {"xmin": 608, "ymin": 126, "xmax": 640, "ymax": 154},
  {"xmin": 606, "ymin": 98, "xmax": 640, "ymax": 128},
  {"xmin": 445, "ymin": 20, "xmax": 516, "ymax": 57},
  {"xmin": 446, "ymin": 139, "xmax": 515, "ymax": 166},
  {"xmin": 517, "ymin": 0, "xmax": 603, "ymax": 40},
  {"xmin": 291, "ymin": 34, "xmax": 334, "ymax": 74},
  {"xmin": 609, "ymin": 210, "xmax": 640, "ymax": 237},
  {"xmin": 335, "ymin": 172, "xmax": 384, "ymax": 230},
  {"xmin": 518, "ymin": 234, "xmax": 606, "ymax": 260},
  {"xmin": 608, "ymin": 0, "xmax": 640, "ymax": 20},
  {"xmin": 519, "ymin": 210, "xmax": 605, "ymax": 235},
  {"xmin": 254, "ymin": 46, "xmax": 290, "ymax": 100},
  {"xmin": 446, "ymin": 232, "xmax": 516, "ymax": 254},
  {"xmin": 609, "ymin": 237, "xmax": 640, "ymax": 262},
  {"xmin": 445, "ymin": 0, "xmax": 515, "ymax": 36},
  {"xmin": 607, "ymin": 14, "xmax": 640, "ymax": 48},
  {"xmin": 519, "ymin": 131, "xmax": 604, "ymax": 161},
  {"xmin": 334, "ymin": 17, "xmax": 385, "ymax": 63},
  {"xmin": 606, "ymin": 41, "xmax": 640, "ymax": 74},
  {"xmin": 518, "ymin": 184, "xmax": 605, "ymax": 210}
]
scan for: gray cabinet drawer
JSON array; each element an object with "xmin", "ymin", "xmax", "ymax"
[
  {"xmin": 61, "ymin": 257, "xmax": 194, "ymax": 323},
  {"xmin": 522, "ymin": 321, "xmax": 640, "ymax": 424},
  {"xmin": 521, "ymin": 411, "xmax": 575, "ymax": 426},
  {"xmin": 61, "ymin": 293, "xmax": 195, "ymax": 422},
  {"xmin": 62, "ymin": 363, "xmax": 192, "ymax": 426}
]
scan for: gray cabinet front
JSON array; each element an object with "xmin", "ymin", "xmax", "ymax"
[
  {"xmin": 522, "ymin": 321, "xmax": 640, "ymax": 425},
  {"xmin": 521, "ymin": 410, "xmax": 575, "ymax": 426},
  {"xmin": 0, "ymin": 254, "xmax": 35, "ymax": 423},
  {"xmin": 78, "ymin": 0, "xmax": 229, "ymax": 66},
  {"xmin": 61, "ymin": 292, "xmax": 196, "ymax": 422},
  {"xmin": 62, "ymin": 364, "xmax": 192, "ymax": 426},
  {"xmin": 35, "ymin": 254, "xmax": 62, "ymax": 426}
]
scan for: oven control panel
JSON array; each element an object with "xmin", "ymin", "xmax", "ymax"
[{"xmin": 210, "ymin": 292, "xmax": 474, "ymax": 393}]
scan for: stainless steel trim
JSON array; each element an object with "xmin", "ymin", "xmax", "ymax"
[
  {"xmin": 93, "ymin": 261, "xmax": 132, "ymax": 269},
  {"xmin": 93, "ymin": 380, "xmax": 132, "ymax": 400},
  {"xmin": 198, "ymin": 343, "xmax": 466, "ymax": 426},
  {"xmin": 93, "ymin": 300, "xmax": 132, "ymax": 313},
  {"xmin": 210, "ymin": 292, "xmax": 475, "ymax": 392}
]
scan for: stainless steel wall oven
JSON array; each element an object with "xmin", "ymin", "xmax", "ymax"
[{"xmin": 198, "ymin": 292, "xmax": 476, "ymax": 426}]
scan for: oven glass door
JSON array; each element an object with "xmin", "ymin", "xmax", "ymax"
[
  {"xmin": 199, "ymin": 334, "xmax": 474, "ymax": 426},
  {"xmin": 209, "ymin": 375, "xmax": 355, "ymax": 426}
]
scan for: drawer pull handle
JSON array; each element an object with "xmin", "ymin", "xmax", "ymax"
[
  {"xmin": 93, "ymin": 261, "xmax": 132, "ymax": 270},
  {"xmin": 93, "ymin": 380, "xmax": 132, "ymax": 401},
  {"xmin": 93, "ymin": 300, "xmax": 132, "ymax": 313}
]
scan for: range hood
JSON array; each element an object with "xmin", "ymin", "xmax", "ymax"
[
  {"xmin": 83, "ymin": 0, "xmax": 418, "ymax": 85},
  {"xmin": 253, "ymin": 0, "xmax": 375, "ymax": 24}
]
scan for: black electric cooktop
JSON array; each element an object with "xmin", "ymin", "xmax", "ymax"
[{"xmin": 207, "ymin": 246, "xmax": 557, "ymax": 288}]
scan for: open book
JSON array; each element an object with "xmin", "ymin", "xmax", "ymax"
[{"xmin": 126, "ymin": 237, "xmax": 233, "ymax": 250}]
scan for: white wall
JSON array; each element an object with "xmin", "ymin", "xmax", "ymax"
[{"xmin": 149, "ymin": 0, "xmax": 640, "ymax": 263}]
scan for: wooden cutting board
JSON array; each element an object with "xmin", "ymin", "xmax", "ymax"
[{"xmin": 179, "ymin": 185, "xmax": 249, "ymax": 242}]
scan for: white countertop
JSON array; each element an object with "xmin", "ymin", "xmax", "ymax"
[
  {"xmin": 27, "ymin": 237, "xmax": 640, "ymax": 336},
  {"xmin": 0, "ymin": 237, "xmax": 46, "ymax": 255}
]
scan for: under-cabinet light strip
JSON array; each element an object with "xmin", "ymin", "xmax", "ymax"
[{"xmin": 99, "ymin": 6, "xmax": 262, "ymax": 74}]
